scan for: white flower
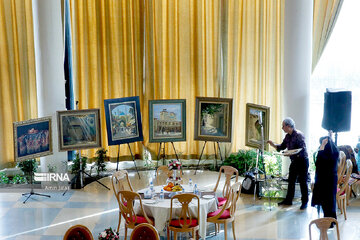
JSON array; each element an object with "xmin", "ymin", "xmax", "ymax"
[{"xmin": 101, "ymin": 231, "xmax": 107, "ymax": 238}]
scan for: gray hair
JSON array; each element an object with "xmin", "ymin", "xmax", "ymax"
[{"xmin": 283, "ymin": 117, "xmax": 295, "ymax": 128}]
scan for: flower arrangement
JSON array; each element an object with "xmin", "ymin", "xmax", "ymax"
[
  {"xmin": 98, "ymin": 227, "xmax": 119, "ymax": 240},
  {"xmin": 168, "ymin": 160, "xmax": 182, "ymax": 170}
]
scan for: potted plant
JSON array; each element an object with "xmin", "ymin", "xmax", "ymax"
[
  {"xmin": 70, "ymin": 153, "xmax": 87, "ymax": 189},
  {"xmin": 17, "ymin": 159, "xmax": 38, "ymax": 183},
  {"xmin": 95, "ymin": 148, "xmax": 107, "ymax": 177},
  {"xmin": 98, "ymin": 227, "xmax": 119, "ymax": 240}
]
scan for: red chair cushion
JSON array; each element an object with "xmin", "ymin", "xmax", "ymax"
[
  {"xmin": 217, "ymin": 197, "xmax": 227, "ymax": 206},
  {"xmin": 65, "ymin": 227, "xmax": 92, "ymax": 240},
  {"xmin": 127, "ymin": 215, "xmax": 154, "ymax": 224},
  {"xmin": 337, "ymin": 188, "xmax": 346, "ymax": 196},
  {"xmin": 169, "ymin": 218, "xmax": 198, "ymax": 227},
  {"xmin": 207, "ymin": 208, "xmax": 231, "ymax": 219},
  {"xmin": 131, "ymin": 225, "xmax": 158, "ymax": 240}
]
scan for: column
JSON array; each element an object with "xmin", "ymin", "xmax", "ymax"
[
  {"xmin": 32, "ymin": 0, "xmax": 67, "ymax": 173},
  {"xmin": 284, "ymin": 0, "xmax": 313, "ymax": 145}
]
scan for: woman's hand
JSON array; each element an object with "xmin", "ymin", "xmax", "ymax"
[{"xmin": 319, "ymin": 137, "xmax": 328, "ymax": 151}]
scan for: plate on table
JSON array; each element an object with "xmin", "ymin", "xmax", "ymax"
[
  {"xmin": 144, "ymin": 200, "xmax": 157, "ymax": 205},
  {"xmin": 202, "ymin": 195, "xmax": 215, "ymax": 199}
]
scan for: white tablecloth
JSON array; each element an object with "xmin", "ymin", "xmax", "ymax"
[{"xmin": 135, "ymin": 185, "xmax": 217, "ymax": 239}]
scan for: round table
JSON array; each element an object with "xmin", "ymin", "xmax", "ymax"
[{"xmin": 135, "ymin": 185, "xmax": 217, "ymax": 239}]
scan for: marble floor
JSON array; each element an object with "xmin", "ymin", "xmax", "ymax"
[{"xmin": 0, "ymin": 170, "xmax": 360, "ymax": 240}]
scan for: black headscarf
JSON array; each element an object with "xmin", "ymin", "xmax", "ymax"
[{"xmin": 319, "ymin": 136, "xmax": 339, "ymax": 161}]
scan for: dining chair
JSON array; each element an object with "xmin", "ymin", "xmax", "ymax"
[
  {"xmin": 63, "ymin": 224, "xmax": 94, "ymax": 240},
  {"xmin": 213, "ymin": 166, "xmax": 239, "ymax": 206},
  {"xmin": 336, "ymin": 159, "xmax": 352, "ymax": 220},
  {"xmin": 111, "ymin": 170, "xmax": 134, "ymax": 231},
  {"xmin": 167, "ymin": 193, "xmax": 200, "ymax": 240},
  {"xmin": 156, "ymin": 165, "xmax": 172, "ymax": 185},
  {"xmin": 130, "ymin": 223, "xmax": 160, "ymax": 240},
  {"xmin": 309, "ymin": 217, "xmax": 340, "ymax": 240},
  {"xmin": 117, "ymin": 190, "xmax": 154, "ymax": 240},
  {"xmin": 207, "ymin": 182, "xmax": 241, "ymax": 240}
]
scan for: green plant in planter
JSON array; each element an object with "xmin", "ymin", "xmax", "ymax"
[
  {"xmin": 0, "ymin": 172, "xmax": 9, "ymax": 184},
  {"xmin": 95, "ymin": 148, "xmax": 107, "ymax": 176},
  {"xmin": 17, "ymin": 159, "xmax": 38, "ymax": 182},
  {"xmin": 71, "ymin": 153, "xmax": 87, "ymax": 175},
  {"xmin": 223, "ymin": 149, "xmax": 263, "ymax": 175},
  {"xmin": 10, "ymin": 174, "xmax": 27, "ymax": 184}
]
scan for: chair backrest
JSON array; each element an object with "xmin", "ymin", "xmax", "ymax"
[
  {"xmin": 309, "ymin": 217, "xmax": 340, "ymax": 240},
  {"xmin": 156, "ymin": 166, "xmax": 171, "ymax": 185},
  {"xmin": 63, "ymin": 224, "xmax": 94, "ymax": 240},
  {"xmin": 208, "ymin": 182, "xmax": 241, "ymax": 221},
  {"xmin": 337, "ymin": 151, "xmax": 347, "ymax": 185},
  {"xmin": 337, "ymin": 159, "xmax": 353, "ymax": 198},
  {"xmin": 169, "ymin": 193, "xmax": 200, "ymax": 229},
  {"xmin": 338, "ymin": 145, "xmax": 358, "ymax": 174},
  {"xmin": 112, "ymin": 170, "xmax": 134, "ymax": 203},
  {"xmin": 213, "ymin": 166, "xmax": 239, "ymax": 197},
  {"xmin": 117, "ymin": 190, "xmax": 153, "ymax": 228},
  {"xmin": 130, "ymin": 223, "xmax": 160, "ymax": 240}
]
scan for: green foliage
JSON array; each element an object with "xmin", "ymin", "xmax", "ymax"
[
  {"xmin": 223, "ymin": 149, "xmax": 263, "ymax": 175},
  {"xmin": 201, "ymin": 103, "xmax": 222, "ymax": 116},
  {"xmin": 223, "ymin": 149, "xmax": 282, "ymax": 176},
  {"xmin": 17, "ymin": 159, "xmax": 38, "ymax": 175},
  {"xmin": 95, "ymin": 148, "xmax": 107, "ymax": 176},
  {"xmin": 10, "ymin": 174, "xmax": 27, "ymax": 184},
  {"xmin": 0, "ymin": 172, "xmax": 9, "ymax": 184},
  {"xmin": 71, "ymin": 153, "xmax": 87, "ymax": 174}
]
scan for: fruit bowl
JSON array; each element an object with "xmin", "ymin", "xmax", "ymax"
[{"xmin": 163, "ymin": 182, "xmax": 183, "ymax": 192}]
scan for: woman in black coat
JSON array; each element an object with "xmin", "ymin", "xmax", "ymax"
[{"xmin": 311, "ymin": 136, "xmax": 338, "ymax": 219}]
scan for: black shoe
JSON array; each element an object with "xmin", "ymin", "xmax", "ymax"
[
  {"xmin": 300, "ymin": 203, "xmax": 308, "ymax": 210},
  {"xmin": 278, "ymin": 200, "xmax": 292, "ymax": 206}
]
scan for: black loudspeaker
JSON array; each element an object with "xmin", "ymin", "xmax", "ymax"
[{"xmin": 322, "ymin": 89, "xmax": 352, "ymax": 132}]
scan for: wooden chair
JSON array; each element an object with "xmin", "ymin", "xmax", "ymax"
[
  {"xmin": 111, "ymin": 170, "xmax": 134, "ymax": 231},
  {"xmin": 130, "ymin": 223, "xmax": 160, "ymax": 240},
  {"xmin": 309, "ymin": 217, "xmax": 340, "ymax": 240},
  {"xmin": 167, "ymin": 193, "xmax": 200, "ymax": 240},
  {"xmin": 336, "ymin": 159, "xmax": 352, "ymax": 220},
  {"xmin": 213, "ymin": 166, "xmax": 239, "ymax": 206},
  {"xmin": 156, "ymin": 165, "xmax": 183, "ymax": 185},
  {"xmin": 207, "ymin": 182, "xmax": 241, "ymax": 240},
  {"xmin": 337, "ymin": 151, "xmax": 347, "ymax": 185},
  {"xmin": 63, "ymin": 224, "xmax": 94, "ymax": 240},
  {"xmin": 117, "ymin": 190, "xmax": 154, "ymax": 240}
]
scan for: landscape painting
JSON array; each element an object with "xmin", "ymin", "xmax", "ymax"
[
  {"xmin": 149, "ymin": 99, "xmax": 186, "ymax": 142},
  {"xmin": 104, "ymin": 96, "xmax": 143, "ymax": 145},
  {"xmin": 13, "ymin": 117, "xmax": 53, "ymax": 161},
  {"xmin": 194, "ymin": 97, "xmax": 233, "ymax": 142}
]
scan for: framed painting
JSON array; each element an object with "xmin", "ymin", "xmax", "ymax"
[
  {"xmin": 194, "ymin": 97, "xmax": 233, "ymax": 142},
  {"xmin": 13, "ymin": 117, "xmax": 53, "ymax": 161},
  {"xmin": 57, "ymin": 109, "xmax": 102, "ymax": 151},
  {"xmin": 104, "ymin": 96, "xmax": 143, "ymax": 145},
  {"xmin": 245, "ymin": 103, "xmax": 270, "ymax": 151},
  {"xmin": 149, "ymin": 99, "xmax": 186, "ymax": 143}
]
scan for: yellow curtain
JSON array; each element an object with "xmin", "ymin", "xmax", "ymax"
[
  {"xmin": 222, "ymin": 0, "xmax": 284, "ymax": 152},
  {"xmin": 70, "ymin": 0, "xmax": 145, "ymax": 159},
  {"xmin": 0, "ymin": 0, "xmax": 37, "ymax": 167},
  {"xmin": 312, "ymin": 0, "xmax": 344, "ymax": 72},
  {"xmin": 144, "ymin": 0, "xmax": 222, "ymax": 158}
]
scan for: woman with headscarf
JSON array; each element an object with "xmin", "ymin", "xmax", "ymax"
[{"xmin": 311, "ymin": 136, "xmax": 339, "ymax": 220}]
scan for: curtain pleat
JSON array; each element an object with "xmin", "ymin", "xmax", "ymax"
[
  {"xmin": 70, "ymin": 0, "xmax": 145, "ymax": 159},
  {"xmin": 312, "ymin": 0, "xmax": 344, "ymax": 72},
  {"xmin": 0, "ymin": 0, "xmax": 37, "ymax": 167}
]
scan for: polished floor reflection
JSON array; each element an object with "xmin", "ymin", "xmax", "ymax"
[{"xmin": 0, "ymin": 170, "xmax": 359, "ymax": 240}]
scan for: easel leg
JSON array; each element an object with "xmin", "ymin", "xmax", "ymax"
[
  {"xmin": 22, "ymin": 172, "xmax": 51, "ymax": 204},
  {"xmin": 127, "ymin": 143, "xmax": 141, "ymax": 179},
  {"xmin": 195, "ymin": 141, "xmax": 207, "ymax": 175},
  {"xmin": 213, "ymin": 142, "xmax": 218, "ymax": 170},
  {"xmin": 156, "ymin": 142, "xmax": 163, "ymax": 171},
  {"xmin": 217, "ymin": 142, "xmax": 223, "ymax": 164},
  {"xmin": 116, "ymin": 144, "xmax": 120, "ymax": 171}
]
